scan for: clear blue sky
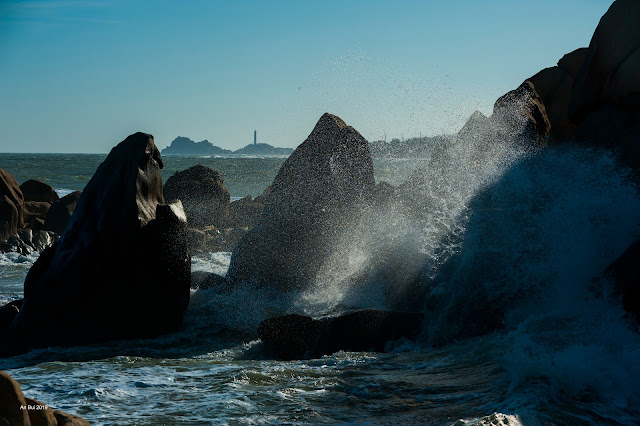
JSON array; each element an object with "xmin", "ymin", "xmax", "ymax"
[{"xmin": 0, "ymin": 0, "xmax": 613, "ymax": 153}]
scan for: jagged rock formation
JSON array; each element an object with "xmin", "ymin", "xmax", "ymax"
[
  {"xmin": 492, "ymin": 81, "xmax": 551, "ymax": 144},
  {"xmin": 227, "ymin": 113, "xmax": 376, "ymax": 291},
  {"xmin": 0, "ymin": 132, "xmax": 191, "ymax": 357}
]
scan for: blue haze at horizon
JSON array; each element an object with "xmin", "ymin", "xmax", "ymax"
[{"xmin": 0, "ymin": 0, "xmax": 614, "ymax": 154}]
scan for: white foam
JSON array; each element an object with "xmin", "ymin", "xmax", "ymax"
[
  {"xmin": 191, "ymin": 252, "xmax": 231, "ymax": 276},
  {"xmin": 55, "ymin": 188, "xmax": 76, "ymax": 198}
]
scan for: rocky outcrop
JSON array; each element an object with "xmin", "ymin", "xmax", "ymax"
[
  {"xmin": 19, "ymin": 180, "xmax": 59, "ymax": 204},
  {"xmin": 492, "ymin": 81, "xmax": 551, "ymax": 144},
  {"xmin": 164, "ymin": 164, "xmax": 230, "ymax": 228},
  {"xmin": 494, "ymin": 0, "xmax": 640, "ymax": 167},
  {"xmin": 0, "ymin": 132, "xmax": 191, "ymax": 357},
  {"xmin": 0, "ymin": 169, "xmax": 25, "ymax": 242},
  {"xmin": 0, "ymin": 371, "xmax": 90, "ymax": 425},
  {"xmin": 44, "ymin": 191, "xmax": 81, "ymax": 235},
  {"xmin": 258, "ymin": 310, "xmax": 424, "ymax": 360},
  {"xmin": 226, "ymin": 113, "xmax": 376, "ymax": 291},
  {"xmin": 526, "ymin": 48, "xmax": 588, "ymax": 139}
]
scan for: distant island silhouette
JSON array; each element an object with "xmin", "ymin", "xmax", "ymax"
[{"xmin": 161, "ymin": 136, "xmax": 293, "ymax": 156}]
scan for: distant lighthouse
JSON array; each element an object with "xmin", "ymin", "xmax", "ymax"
[{"xmin": 254, "ymin": 130, "xmax": 257, "ymax": 145}]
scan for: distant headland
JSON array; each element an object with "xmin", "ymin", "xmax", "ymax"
[{"xmin": 161, "ymin": 135, "xmax": 294, "ymax": 156}]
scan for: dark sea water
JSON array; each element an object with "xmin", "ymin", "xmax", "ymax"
[{"xmin": 1, "ymin": 148, "xmax": 640, "ymax": 425}]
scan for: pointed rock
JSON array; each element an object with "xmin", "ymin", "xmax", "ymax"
[
  {"xmin": 227, "ymin": 113, "xmax": 375, "ymax": 291},
  {"xmin": 1, "ymin": 133, "xmax": 191, "ymax": 357}
]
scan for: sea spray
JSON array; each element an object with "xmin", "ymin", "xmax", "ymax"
[
  {"xmin": 420, "ymin": 145, "xmax": 640, "ymax": 344},
  {"xmin": 301, "ymin": 122, "xmax": 528, "ymax": 315}
]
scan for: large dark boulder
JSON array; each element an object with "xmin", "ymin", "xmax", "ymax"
[
  {"xmin": 164, "ymin": 164, "xmax": 230, "ymax": 228},
  {"xmin": 227, "ymin": 113, "xmax": 376, "ymax": 291},
  {"xmin": 0, "ymin": 169, "xmax": 24, "ymax": 242},
  {"xmin": 19, "ymin": 179, "xmax": 59, "ymax": 203},
  {"xmin": 258, "ymin": 310, "xmax": 424, "ymax": 360},
  {"xmin": 0, "ymin": 133, "xmax": 191, "ymax": 357},
  {"xmin": 44, "ymin": 190, "xmax": 82, "ymax": 235}
]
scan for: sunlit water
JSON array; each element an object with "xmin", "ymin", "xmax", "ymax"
[{"xmin": 1, "ymin": 149, "xmax": 639, "ymax": 425}]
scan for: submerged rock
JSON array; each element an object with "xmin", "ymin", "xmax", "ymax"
[
  {"xmin": 227, "ymin": 113, "xmax": 376, "ymax": 291},
  {"xmin": 164, "ymin": 164, "xmax": 230, "ymax": 228},
  {"xmin": 0, "ymin": 169, "xmax": 25, "ymax": 242},
  {"xmin": 0, "ymin": 371, "xmax": 90, "ymax": 425},
  {"xmin": 0, "ymin": 132, "xmax": 191, "ymax": 357},
  {"xmin": 258, "ymin": 309, "xmax": 424, "ymax": 360}
]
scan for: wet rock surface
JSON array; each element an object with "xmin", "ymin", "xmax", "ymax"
[{"xmin": 0, "ymin": 132, "xmax": 191, "ymax": 357}]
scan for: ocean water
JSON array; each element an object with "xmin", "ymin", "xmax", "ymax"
[{"xmin": 1, "ymin": 145, "xmax": 640, "ymax": 425}]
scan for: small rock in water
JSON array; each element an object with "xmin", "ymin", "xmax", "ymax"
[{"xmin": 258, "ymin": 309, "xmax": 424, "ymax": 360}]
